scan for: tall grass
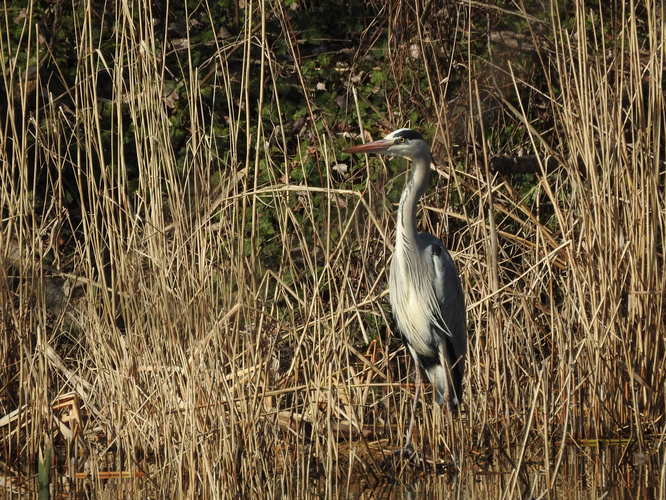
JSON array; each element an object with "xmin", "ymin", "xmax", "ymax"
[{"xmin": 1, "ymin": 0, "xmax": 664, "ymax": 497}]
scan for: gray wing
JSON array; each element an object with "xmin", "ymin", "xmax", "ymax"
[{"xmin": 422, "ymin": 235, "xmax": 467, "ymax": 403}]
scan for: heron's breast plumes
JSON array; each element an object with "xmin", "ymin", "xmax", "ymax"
[{"xmin": 389, "ymin": 244, "xmax": 441, "ymax": 357}]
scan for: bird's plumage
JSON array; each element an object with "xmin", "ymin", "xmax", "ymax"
[
  {"xmin": 389, "ymin": 204, "xmax": 466, "ymax": 410},
  {"xmin": 389, "ymin": 190, "xmax": 467, "ymax": 410}
]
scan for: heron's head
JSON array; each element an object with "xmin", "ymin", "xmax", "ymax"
[{"xmin": 344, "ymin": 128, "xmax": 429, "ymax": 160}]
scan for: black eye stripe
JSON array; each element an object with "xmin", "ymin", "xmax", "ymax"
[{"xmin": 393, "ymin": 129, "xmax": 423, "ymax": 141}]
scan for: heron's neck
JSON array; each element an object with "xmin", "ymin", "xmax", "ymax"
[{"xmin": 396, "ymin": 153, "xmax": 432, "ymax": 248}]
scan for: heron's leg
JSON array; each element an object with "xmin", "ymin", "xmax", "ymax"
[
  {"xmin": 394, "ymin": 350, "xmax": 422, "ymax": 461},
  {"xmin": 403, "ymin": 366, "xmax": 421, "ymax": 450}
]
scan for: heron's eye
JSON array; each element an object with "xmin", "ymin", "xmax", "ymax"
[{"xmin": 396, "ymin": 137, "xmax": 406, "ymax": 144}]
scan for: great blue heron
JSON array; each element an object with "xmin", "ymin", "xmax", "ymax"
[{"xmin": 344, "ymin": 128, "xmax": 466, "ymax": 453}]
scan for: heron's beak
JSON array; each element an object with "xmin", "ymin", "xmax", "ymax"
[{"xmin": 343, "ymin": 138, "xmax": 393, "ymax": 154}]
